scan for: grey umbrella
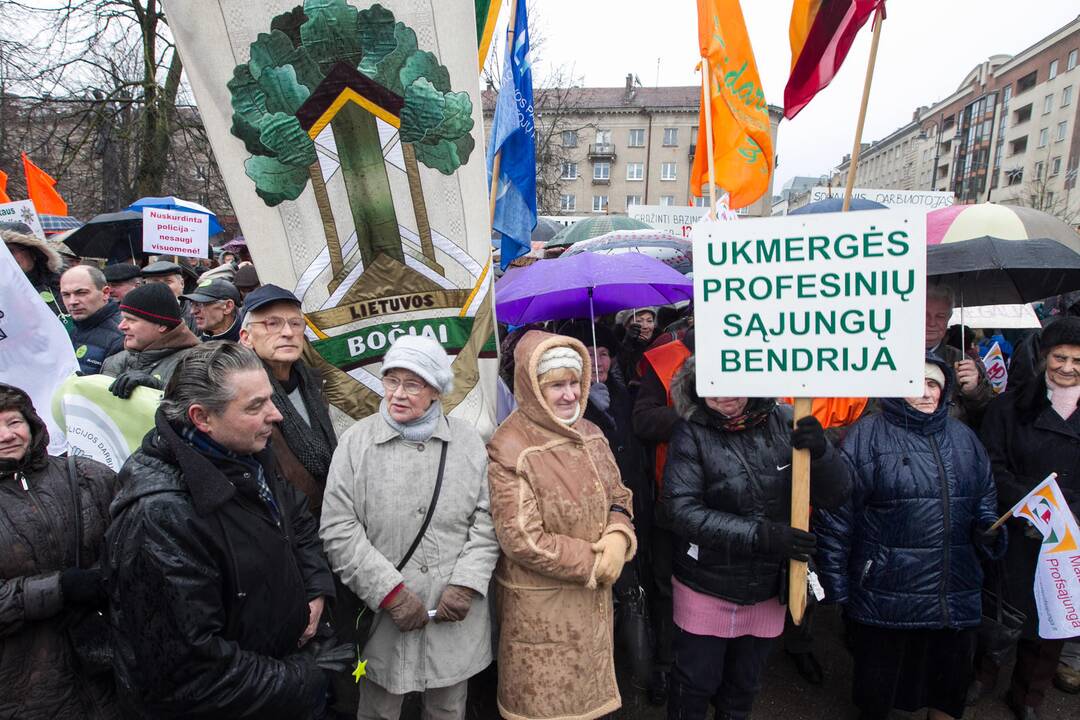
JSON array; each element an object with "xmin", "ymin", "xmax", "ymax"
[{"xmin": 927, "ymin": 237, "xmax": 1080, "ymax": 306}]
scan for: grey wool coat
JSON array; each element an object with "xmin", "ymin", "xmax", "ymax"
[{"xmin": 320, "ymin": 411, "xmax": 499, "ymax": 694}]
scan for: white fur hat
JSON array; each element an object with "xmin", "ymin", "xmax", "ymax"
[{"xmin": 382, "ymin": 334, "xmax": 454, "ymax": 395}]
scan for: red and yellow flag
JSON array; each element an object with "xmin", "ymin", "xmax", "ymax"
[
  {"xmin": 690, "ymin": 0, "xmax": 773, "ymax": 210},
  {"xmin": 21, "ymin": 153, "xmax": 67, "ymax": 216},
  {"xmin": 784, "ymin": 0, "xmax": 885, "ymax": 120},
  {"xmin": 0, "ymin": 169, "xmax": 10, "ymax": 203}
]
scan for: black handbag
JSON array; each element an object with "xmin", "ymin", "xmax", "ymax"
[
  {"xmin": 62, "ymin": 454, "xmax": 114, "ymax": 676},
  {"xmin": 352, "ymin": 441, "xmax": 448, "ymax": 664},
  {"xmin": 978, "ymin": 565, "xmax": 1026, "ymax": 666}
]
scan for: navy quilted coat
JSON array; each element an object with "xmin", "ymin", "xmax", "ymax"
[{"xmin": 816, "ymin": 359, "xmax": 1005, "ymax": 629}]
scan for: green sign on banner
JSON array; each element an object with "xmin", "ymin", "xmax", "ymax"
[{"xmin": 313, "ymin": 316, "xmax": 497, "ymax": 372}]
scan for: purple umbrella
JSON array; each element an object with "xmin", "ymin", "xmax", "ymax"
[{"xmin": 496, "ymin": 251, "xmax": 691, "ymax": 326}]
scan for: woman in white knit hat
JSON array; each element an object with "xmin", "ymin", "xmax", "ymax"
[
  {"xmin": 320, "ymin": 335, "xmax": 500, "ymax": 720},
  {"xmin": 487, "ymin": 330, "xmax": 637, "ymax": 720}
]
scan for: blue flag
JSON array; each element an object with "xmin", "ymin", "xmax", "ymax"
[{"xmin": 486, "ymin": 0, "xmax": 537, "ymax": 270}]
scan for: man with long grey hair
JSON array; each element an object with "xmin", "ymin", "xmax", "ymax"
[{"xmin": 104, "ymin": 342, "xmax": 348, "ymax": 719}]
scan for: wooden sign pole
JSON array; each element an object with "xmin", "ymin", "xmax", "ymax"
[
  {"xmin": 700, "ymin": 56, "xmax": 718, "ymax": 210},
  {"xmin": 788, "ymin": 5, "xmax": 885, "ymax": 625}
]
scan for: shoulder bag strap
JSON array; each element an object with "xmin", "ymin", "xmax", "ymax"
[
  {"xmin": 395, "ymin": 440, "xmax": 449, "ymax": 572},
  {"xmin": 66, "ymin": 454, "xmax": 84, "ymax": 568}
]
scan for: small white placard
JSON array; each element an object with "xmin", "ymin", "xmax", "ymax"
[
  {"xmin": 142, "ymin": 207, "xmax": 209, "ymax": 259},
  {"xmin": 0, "ymin": 200, "xmax": 46, "ymax": 239}
]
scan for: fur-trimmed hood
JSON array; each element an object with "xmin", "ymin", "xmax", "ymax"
[
  {"xmin": 2, "ymin": 229, "xmax": 62, "ymax": 274},
  {"xmin": 671, "ymin": 354, "xmax": 698, "ymax": 421},
  {"xmin": 511, "ymin": 329, "xmax": 593, "ymax": 436}
]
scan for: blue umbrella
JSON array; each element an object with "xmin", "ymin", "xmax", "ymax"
[
  {"xmin": 789, "ymin": 196, "xmax": 886, "ymax": 214},
  {"xmin": 126, "ymin": 196, "xmax": 224, "ymax": 235}
]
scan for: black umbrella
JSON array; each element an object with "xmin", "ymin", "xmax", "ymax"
[
  {"xmin": 62, "ymin": 211, "xmax": 142, "ymax": 262},
  {"xmin": 927, "ymin": 237, "xmax": 1080, "ymax": 307}
]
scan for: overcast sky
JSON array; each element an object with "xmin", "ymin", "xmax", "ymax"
[{"xmin": 515, "ymin": 1, "xmax": 1079, "ymax": 193}]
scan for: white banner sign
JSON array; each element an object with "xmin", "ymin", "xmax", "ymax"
[
  {"xmin": 628, "ymin": 205, "xmax": 710, "ymax": 238},
  {"xmin": 692, "ymin": 208, "xmax": 927, "ymax": 397},
  {"xmin": 0, "ymin": 200, "xmax": 46, "ymax": 239},
  {"xmin": 810, "ymin": 187, "xmax": 955, "ymax": 210},
  {"xmin": 0, "ymin": 243, "xmax": 77, "ymax": 454},
  {"xmin": 142, "ymin": 207, "xmax": 209, "ymax": 258},
  {"xmin": 950, "ymin": 303, "xmax": 1041, "ymax": 329}
]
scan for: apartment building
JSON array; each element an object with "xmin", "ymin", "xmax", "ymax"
[
  {"xmin": 833, "ymin": 15, "xmax": 1080, "ymax": 223},
  {"xmin": 483, "ymin": 75, "xmax": 783, "ymax": 218}
]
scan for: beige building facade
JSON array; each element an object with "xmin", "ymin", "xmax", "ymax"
[
  {"xmin": 830, "ymin": 16, "xmax": 1080, "ymax": 225},
  {"xmin": 484, "ymin": 76, "xmax": 782, "ymax": 218}
]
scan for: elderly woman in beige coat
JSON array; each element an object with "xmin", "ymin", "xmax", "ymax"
[
  {"xmin": 488, "ymin": 330, "xmax": 637, "ymax": 720},
  {"xmin": 320, "ymin": 335, "xmax": 499, "ymax": 720}
]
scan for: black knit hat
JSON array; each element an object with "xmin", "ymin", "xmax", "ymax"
[
  {"xmin": 1041, "ymin": 317, "xmax": 1080, "ymax": 354},
  {"xmin": 119, "ymin": 283, "xmax": 182, "ymax": 328}
]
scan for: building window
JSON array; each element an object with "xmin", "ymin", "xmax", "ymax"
[
  {"xmin": 1013, "ymin": 104, "xmax": 1032, "ymax": 125},
  {"xmin": 1052, "ymin": 157, "xmax": 1063, "ymax": 176},
  {"xmin": 562, "ymin": 130, "xmax": 577, "ymax": 147},
  {"xmin": 1009, "ymin": 136, "xmax": 1028, "ymax": 155},
  {"xmin": 1007, "ymin": 168, "xmax": 1023, "ymax": 186},
  {"xmin": 593, "ymin": 161, "xmax": 610, "ymax": 180},
  {"xmin": 1058, "ymin": 121, "xmax": 1068, "ymax": 142},
  {"xmin": 690, "ymin": 126, "xmax": 699, "ymax": 144},
  {"xmin": 1044, "ymin": 94, "xmax": 1054, "ymax": 114},
  {"xmin": 693, "ymin": 196, "xmax": 709, "ymax": 207},
  {"xmin": 1050, "ymin": 60, "xmax": 1060, "ymax": 80},
  {"xmin": 661, "ymin": 162, "xmax": 677, "ymax": 181},
  {"xmin": 626, "ymin": 162, "xmax": 644, "ymax": 181},
  {"xmin": 561, "ymin": 162, "xmax": 578, "ymax": 180},
  {"xmin": 1004, "ymin": 85, "xmax": 1012, "ymax": 103},
  {"xmin": 628, "ymin": 128, "xmax": 645, "ymax": 147},
  {"xmin": 663, "ymin": 128, "xmax": 679, "ymax": 146},
  {"xmin": 1035, "ymin": 161, "xmax": 1045, "ymax": 180},
  {"xmin": 626, "ymin": 195, "xmax": 642, "ymax": 207},
  {"xmin": 1017, "ymin": 71, "xmax": 1038, "ymax": 93},
  {"xmin": 1038, "ymin": 128, "xmax": 1049, "ymax": 147},
  {"xmin": 1065, "ymin": 86, "xmax": 1074, "ymax": 107},
  {"xmin": 592, "ymin": 195, "xmax": 608, "ymax": 212},
  {"xmin": 1047, "ymin": 191, "xmax": 1054, "ymax": 205},
  {"xmin": 595, "ymin": 129, "xmax": 612, "ymax": 145},
  {"xmin": 660, "ymin": 195, "xmax": 675, "ymax": 206},
  {"xmin": 1069, "ymin": 49, "xmax": 1078, "ymax": 71},
  {"xmin": 560, "ymin": 194, "xmax": 576, "ymax": 211}
]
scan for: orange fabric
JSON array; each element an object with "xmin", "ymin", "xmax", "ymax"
[
  {"xmin": 644, "ymin": 341, "xmax": 693, "ymax": 492},
  {"xmin": 780, "ymin": 396, "xmax": 869, "ymax": 429},
  {"xmin": 21, "ymin": 153, "xmax": 67, "ymax": 216},
  {"xmin": 690, "ymin": 0, "xmax": 774, "ymax": 210},
  {"xmin": 0, "ymin": 169, "xmax": 10, "ymax": 203},
  {"xmin": 788, "ymin": 0, "xmax": 822, "ymax": 70}
]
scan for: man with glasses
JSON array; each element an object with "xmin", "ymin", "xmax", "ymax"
[
  {"xmin": 183, "ymin": 277, "xmax": 243, "ymax": 342},
  {"xmin": 239, "ymin": 285, "xmax": 337, "ymax": 520}
]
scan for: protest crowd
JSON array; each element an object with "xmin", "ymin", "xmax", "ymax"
[{"xmin": 2, "ymin": 1, "xmax": 1080, "ymax": 720}]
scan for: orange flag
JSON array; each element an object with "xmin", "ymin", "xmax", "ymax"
[
  {"xmin": 690, "ymin": 0, "xmax": 774, "ymax": 210},
  {"xmin": 22, "ymin": 153, "xmax": 68, "ymax": 216},
  {"xmin": 0, "ymin": 169, "xmax": 10, "ymax": 203}
]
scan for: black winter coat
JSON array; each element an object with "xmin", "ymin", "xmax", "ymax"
[
  {"xmin": 70, "ymin": 301, "xmax": 124, "ymax": 375},
  {"xmin": 0, "ymin": 384, "xmax": 118, "ymax": 720},
  {"xmin": 661, "ymin": 358, "xmax": 852, "ymax": 605},
  {"xmin": 104, "ymin": 411, "xmax": 336, "ymax": 719},
  {"xmin": 816, "ymin": 359, "xmax": 1003, "ymax": 630},
  {"xmin": 981, "ymin": 373, "xmax": 1080, "ymax": 638}
]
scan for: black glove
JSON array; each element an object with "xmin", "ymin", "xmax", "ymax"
[
  {"xmin": 60, "ymin": 567, "xmax": 106, "ymax": 607},
  {"xmin": 303, "ymin": 639, "xmax": 357, "ymax": 673},
  {"xmin": 756, "ymin": 521, "xmax": 817, "ymax": 561},
  {"xmin": 108, "ymin": 370, "xmax": 163, "ymax": 399},
  {"xmin": 287, "ymin": 654, "xmax": 329, "ymax": 713},
  {"xmin": 972, "ymin": 525, "xmax": 1001, "ymax": 549},
  {"xmin": 790, "ymin": 416, "xmax": 827, "ymax": 460}
]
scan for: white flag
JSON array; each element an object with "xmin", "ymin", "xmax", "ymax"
[
  {"xmin": 0, "ymin": 242, "xmax": 77, "ymax": 455},
  {"xmin": 1011, "ymin": 474, "xmax": 1080, "ymax": 639}
]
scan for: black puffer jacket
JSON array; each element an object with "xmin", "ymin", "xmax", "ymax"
[
  {"xmin": 104, "ymin": 411, "xmax": 335, "ymax": 719},
  {"xmin": 981, "ymin": 371, "xmax": 1080, "ymax": 638},
  {"xmin": 0, "ymin": 384, "xmax": 118, "ymax": 720},
  {"xmin": 661, "ymin": 358, "xmax": 852, "ymax": 605},
  {"xmin": 816, "ymin": 358, "xmax": 1004, "ymax": 629},
  {"xmin": 70, "ymin": 301, "xmax": 124, "ymax": 375}
]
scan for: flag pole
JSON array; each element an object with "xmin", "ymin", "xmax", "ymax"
[
  {"xmin": 488, "ymin": 0, "xmax": 519, "ymax": 227},
  {"xmin": 700, "ymin": 56, "xmax": 718, "ymax": 210},
  {"xmin": 789, "ymin": 3, "xmax": 886, "ymax": 626},
  {"xmin": 841, "ymin": 5, "xmax": 885, "ymax": 211}
]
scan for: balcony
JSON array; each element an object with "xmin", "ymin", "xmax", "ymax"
[
  {"xmin": 588, "ymin": 143, "xmax": 616, "ymax": 159},
  {"xmin": 592, "ymin": 177, "xmax": 610, "ymax": 185}
]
